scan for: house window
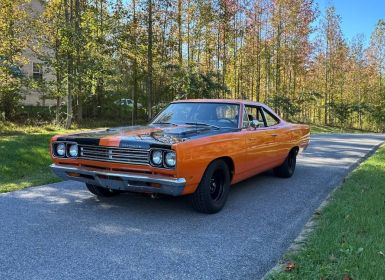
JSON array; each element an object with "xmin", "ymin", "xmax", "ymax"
[{"xmin": 32, "ymin": 63, "xmax": 43, "ymax": 81}]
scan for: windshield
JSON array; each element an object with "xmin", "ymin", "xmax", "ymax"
[{"xmin": 152, "ymin": 102, "xmax": 240, "ymax": 128}]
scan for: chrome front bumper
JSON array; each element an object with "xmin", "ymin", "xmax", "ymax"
[{"xmin": 50, "ymin": 164, "xmax": 186, "ymax": 196}]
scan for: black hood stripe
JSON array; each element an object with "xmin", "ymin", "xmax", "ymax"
[
  {"xmin": 56, "ymin": 125, "xmax": 240, "ymax": 148},
  {"xmin": 56, "ymin": 137, "xmax": 100, "ymax": 146}
]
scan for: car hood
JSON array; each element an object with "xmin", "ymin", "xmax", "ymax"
[{"xmin": 55, "ymin": 124, "xmax": 238, "ymax": 149}]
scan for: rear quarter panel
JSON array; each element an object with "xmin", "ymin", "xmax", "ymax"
[
  {"xmin": 254, "ymin": 122, "xmax": 310, "ymax": 167},
  {"xmin": 285, "ymin": 123, "xmax": 310, "ymax": 152}
]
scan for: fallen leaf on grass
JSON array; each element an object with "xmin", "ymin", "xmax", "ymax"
[
  {"xmin": 356, "ymin": 247, "xmax": 364, "ymax": 254},
  {"xmin": 342, "ymin": 274, "xmax": 353, "ymax": 280},
  {"xmin": 284, "ymin": 261, "xmax": 296, "ymax": 272},
  {"xmin": 329, "ymin": 254, "xmax": 337, "ymax": 262}
]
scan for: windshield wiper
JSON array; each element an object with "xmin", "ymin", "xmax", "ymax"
[
  {"xmin": 152, "ymin": 122, "xmax": 178, "ymax": 126},
  {"xmin": 184, "ymin": 122, "xmax": 220, "ymax": 130}
]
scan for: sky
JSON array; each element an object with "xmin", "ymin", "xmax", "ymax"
[{"xmin": 315, "ymin": 0, "xmax": 385, "ymax": 45}]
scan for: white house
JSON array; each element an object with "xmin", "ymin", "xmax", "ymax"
[{"xmin": 21, "ymin": 0, "xmax": 56, "ymax": 106}]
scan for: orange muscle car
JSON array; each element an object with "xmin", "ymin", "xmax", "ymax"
[{"xmin": 50, "ymin": 99, "xmax": 310, "ymax": 213}]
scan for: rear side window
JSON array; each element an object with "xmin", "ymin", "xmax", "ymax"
[
  {"xmin": 262, "ymin": 108, "xmax": 280, "ymax": 127},
  {"xmin": 245, "ymin": 106, "xmax": 266, "ymax": 128},
  {"xmin": 242, "ymin": 107, "xmax": 250, "ymax": 128}
]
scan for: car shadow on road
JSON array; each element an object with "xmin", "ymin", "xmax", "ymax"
[
  {"xmin": 4, "ymin": 160, "xmax": 337, "ymax": 220},
  {"xmin": 6, "ymin": 170, "xmax": 275, "ymax": 220}
]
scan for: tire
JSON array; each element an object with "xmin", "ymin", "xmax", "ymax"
[
  {"xmin": 273, "ymin": 149, "xmax": 297, "ymax": 178},
  {"xmin": 86, "ymin": 184, "xmax": 120, "ymax": 197},
  {"xmin": 192, "ymin": 159, "xmax": 231, "ymax": 214}
]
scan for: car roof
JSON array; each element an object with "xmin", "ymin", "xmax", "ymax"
[{"xmin": 171, "ymin": 99, "xmax": 265, "ymax": 107}]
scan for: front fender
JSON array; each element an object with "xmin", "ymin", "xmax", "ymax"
[{"xmin": 174, "ymin": 133, "xmax": 245, "ymax": 194}]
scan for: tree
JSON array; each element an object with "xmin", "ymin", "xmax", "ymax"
[
  {"xmin": 368, "ymin": 19, "xmax": 385, "ymax": 131},
  {"xmin": 0, "ymin": 0, "xmax": 29, "ymax": 119},
  {"xmin": 146, "ymin": 0, "xmax": 153, "ymax": 120},
  {"xmin": 319, "ymin": 6, "xmax": 345, "ymax": 125},
  {"xmin": 1, "ymin": 0, "xmax": 383, "ymax": 132},
  {"xmin": 369, "ymin": 20, "xmax": 385, "ymax": 86}
]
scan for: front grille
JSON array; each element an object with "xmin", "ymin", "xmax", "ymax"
[{"xmin": 79, "ymin": 145, "xmax": 149, "ymax": 165}]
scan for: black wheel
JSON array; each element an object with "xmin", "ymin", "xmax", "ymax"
[
  {"xmin": 86, "ymin": 184, "xmax": 120, "ymax": 197},
  {"xmin": 192, "ymin": 159, "xmax": 231, "ymax": 214},
  {"xmin": 273, "ymin": 149, "xmax": 297, "ymax": 178}
]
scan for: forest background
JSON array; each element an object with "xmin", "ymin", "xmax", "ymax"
[{"xmin": 1, "ymin": 0, "xmax": 385, "ymax": 131}]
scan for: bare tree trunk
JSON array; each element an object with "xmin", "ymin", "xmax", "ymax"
[
  {"xmin": 275, "ymin": 4, "xmax": 282, "ymax": 102},
  {"xmin": 65, "ymin": 61, "xmax": 73, "ymax": 129},
  {"xmin": 54, "ymin": 35, "xmax": 62, "ymax": 125},
  {"xmin": 255, "ymin": 13, "xmax": 261, "ymax": 102},
  {"xmin": 64, "ymin": 0, "xmax": 73, "ymax": 129},
  {"xmin": 177, "ymin": 0, "xmax": 182, "ymax": 66},
  {"xmin": 147, "ymin": 0, "xmax": 153, "ymax": 120},
  {"xmin": 187, "ymin": 0, "xmax": 190, "ymax": 68},
  {"xmin": 216, "ymin": 25, "xmax": 221, "ymax": 98},
  {"xmin": 265, "ymin": 47, "xmax": 270, "ymax": 102},
  {"xmin": 222, "ymin": 26, "xmax": 227, "ymax": 89},
  {"xmin": 55, "ymin": 96, "xmax": 61, "ymax": 125},
  {"xmin": 132, "ymin": 0, "xmax": 138, "ymax": 123},
  {"xmin": 75, "ymin": 0, "xmax": 82, "ymax": 123}
]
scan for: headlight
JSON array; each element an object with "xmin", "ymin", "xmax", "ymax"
[
  {"xmin": 165, "ymin": 151, "xmax": 176, "ymax": 167},
  {"xmin": 151, "ymin": 150, "xmax": 163, "ymax": 165},
  {"xmin": 56, "ymin": 143, "xmax": 65, "ymax": 156},
  {"xmin": 69, "ymin": 144, "xmax": 78, "ymax": 157}
]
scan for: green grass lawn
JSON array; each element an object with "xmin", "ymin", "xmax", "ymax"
[
  {"xmin": 268, "ymin": 144, "xmax": 385, "ymax": 280},
  {"xmin": 0, "ymin": 124, "xmax": 77, "ymax": 192},
  {"xmin": 0, "ymin": 133, "xmax": 61, "ymax": 192},
  {"xmin": 310, "ymin": 124, "xmax": 364, "ymax": 134},
  {"xmin": 0, "ymin": 122, "xmax": 63, "ymax": 136}
]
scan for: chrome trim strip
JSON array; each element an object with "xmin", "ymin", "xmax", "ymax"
[
  {"xmin": 77, "ymin": 157, "xmax": 150, "ymax": 165},
  {"xmin": 80, "ymin": 144, "xmax": 150, "ymax": 152},
  {"xmin": 78, "ymin": 145, "xmax": 150, "ymax": 165},
  {"xmin": 50, "ymin": 164, "xmax": 185, "ymax": 196},
  {"xmin": 80, "ymin": 151, "xmax": 148, "ymax": 159}
]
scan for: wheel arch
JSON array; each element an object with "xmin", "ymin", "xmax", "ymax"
[
  {"xmin": 207, "ymin": 156, "xmax": 235, "ymax": 182},
  {"xmin": 291, "ymin": 146, "xmax": 299, "ymax": 155}
]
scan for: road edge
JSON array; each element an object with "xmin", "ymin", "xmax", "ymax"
[{"xmin": 261, "ymin": 140, "xmax": 385, "ymax": 280}]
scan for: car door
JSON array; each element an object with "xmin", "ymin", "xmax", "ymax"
[
  {"xmin": 260, "ymin": 107, "xmax": 290, "ymax": 165},
  {"xmin": 242, "ymin": 105, "xmax": 278, "ymax": 176}
]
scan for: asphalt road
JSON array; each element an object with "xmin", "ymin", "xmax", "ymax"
[{"xmin": 1, "ymin": 134, "xmax": 385, "ymax": 280}]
